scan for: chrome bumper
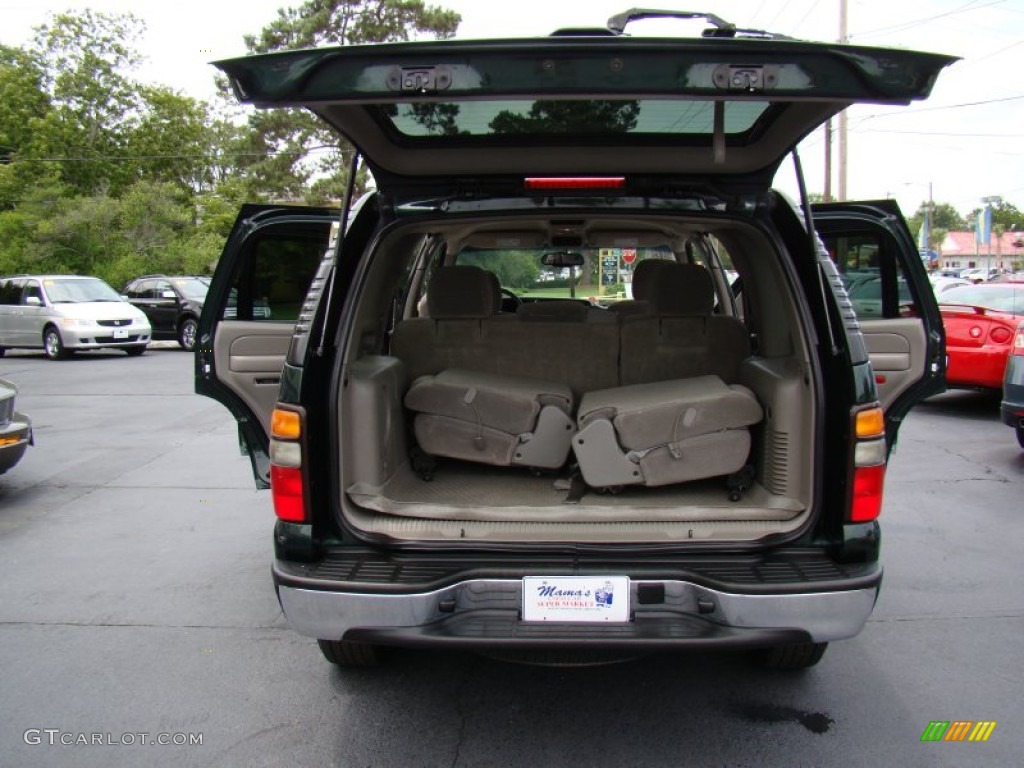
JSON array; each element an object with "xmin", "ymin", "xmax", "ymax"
[{"xmin": 278, "ymin": 579, "xmax": 878, "ymax": 645}]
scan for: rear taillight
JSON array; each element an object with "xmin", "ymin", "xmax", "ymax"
[
  {"xmin": 849, "ymin": 406, "xmax": 887, "ymax": 523},
  {"xmin": 989, "ymin": 326, "xmax": 1013, "ymax": 345},
  {"xmin": 270, "ymin": 406, "xmax": 307, "ymax": 523}
]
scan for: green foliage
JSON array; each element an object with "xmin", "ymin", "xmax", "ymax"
[
  {"xmin": 0, "ymin": 5, "xmax": 467, "ymax": 284},
  {"xmin": 457, "ymin": 250, "xmax": 540, "ymax": 290},
  {"xmin": 230, "ymin": 0, "xmax": 462, "ymax": 204}
]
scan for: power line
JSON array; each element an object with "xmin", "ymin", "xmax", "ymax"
[{"xmin": 850, "ymin": 0, "xmax": 1005, "ymax": 41}]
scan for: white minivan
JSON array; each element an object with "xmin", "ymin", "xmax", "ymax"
[{"xmin": 0, "ymin": 275, "xmax": 152, "ymax": 359}]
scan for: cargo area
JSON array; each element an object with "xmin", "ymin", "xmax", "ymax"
[{"xmin": 334, "ymin": 212, "xmax": 818, "ymax": 543}]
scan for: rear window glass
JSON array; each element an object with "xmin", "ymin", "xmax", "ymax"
[{"xmin": 381, "ymin": 100, "xmax": 770, "ymax": 138}]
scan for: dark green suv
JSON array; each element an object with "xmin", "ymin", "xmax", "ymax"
[{"xmin": 197, "ymin": 10, "xmax": 953, "ymax": 670}]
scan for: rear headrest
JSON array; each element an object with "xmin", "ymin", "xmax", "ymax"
[
  {"xmin": 632, "ymin": 260, "xmax": 713, "ymax": 316},
  {"xmin": 516, "ymin": 300, "xmax": 588, "ymax": 322},
  {"xmin": 426, "ymin": 266, "xmax": 502, "ymax": 319}
]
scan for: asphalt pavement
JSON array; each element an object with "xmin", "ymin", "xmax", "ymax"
[{"xmin": 0, "ymin": 346, "xmax": 1021, "ymax": 767}]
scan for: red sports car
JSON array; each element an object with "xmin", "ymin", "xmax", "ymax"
[{"xmin": 940, "ymin": 282, "xmax": 1024, "ymax": 390}]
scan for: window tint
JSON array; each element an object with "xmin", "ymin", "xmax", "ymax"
[
  {"xmin": 228, "ymin": 228, "xmax": 329, "ymax": 322},
  {"xmin": 0, "ymin": 281, "xmax": 21, "ymax": 305},
  {"xmin": 823, "ymin": 232, "xmax": 917, "ymax": 319}
]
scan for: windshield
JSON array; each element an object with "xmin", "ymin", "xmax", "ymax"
[
  {"xmin": 940, "ymin": 285, "xmax": 1024, "ymax": 314},
  {"xmin": 170, "ymin": 278, "xmax": 209, "ymax": 300},
  {"xmin": 455, "ymin": 247, "xmax": 679, "ymax": 304},
  {"xmin": 44, "ymin": 278, "xmax": 122, "ymax": 303}
]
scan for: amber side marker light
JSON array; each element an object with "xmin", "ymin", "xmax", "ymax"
[{"xmin": 271, "ymin": 408, "xmax": 301, "ymax": 440}]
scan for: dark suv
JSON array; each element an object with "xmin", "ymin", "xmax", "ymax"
[
  {"xmin": 123, "ymin": 275, "xmax": 208, "ymax": 351},
  {"xmin": 197, "ymin": 11, "xmax": 953, "ymax": 670}
]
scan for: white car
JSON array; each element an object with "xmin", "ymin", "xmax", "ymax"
[
  {"xmin": 929, "ymin": 275, "xmax": 971, "ymax": 294},
  {"xmin": 0, "ymin": 275, "xmax": 152, "ymax": 360}
]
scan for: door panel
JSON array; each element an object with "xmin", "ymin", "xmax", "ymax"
[
  {"xmin": 213, "ymin": 323, "xmax": 292, "ymax": 433},
  {"xmin": 862, "ymin": 320, "xmax": 927, "ymax": 410}
]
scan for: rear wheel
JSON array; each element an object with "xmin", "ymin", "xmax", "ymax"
[
  {"xmin": 317, "ymin": 639, "xmax": 384, "ymax": 667},
  {"xmin": 43, "ymin": 327, "xmax": 68, "ymax": 360},
  {"xmin": 1016, "ymin": 425, "xmax": 1024, "ymax": 450},
  {"xmin": 178, "ymin": 316, "xmax": 198, "ymax": 351},
  {"xmin": 757, "ymin": 642, "xmax": 828, "ymax": 670}
]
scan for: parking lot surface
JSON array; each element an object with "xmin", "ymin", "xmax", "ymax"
[{"xmin": 0, "ymin": 347, "xmax": 1021, "ymax": 767}]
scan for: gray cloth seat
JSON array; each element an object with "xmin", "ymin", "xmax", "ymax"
[
  {"xmin": 573, "ymin": 375, "xmax": 763, "ymax": 488},
  {"xmin": 405, "ymin": 368, "xmax": 576, "ymax": 469},
  {"xmin": 619, "ymin": 260, "xmax": 751, "ymax": 385}
]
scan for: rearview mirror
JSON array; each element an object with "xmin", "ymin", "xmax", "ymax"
[{"xmin": 541, "ymin": 251, "xmax": 584, "ymax": 268}]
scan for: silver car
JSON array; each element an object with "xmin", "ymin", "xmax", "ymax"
[{"xmin": 0, "ymin": 275, "xmax": 152, "ymax": 360}]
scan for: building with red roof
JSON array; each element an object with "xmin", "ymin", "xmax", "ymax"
[{"xmin": 936, "ymin": 230, "xmax": 1024, "ymax": 272}]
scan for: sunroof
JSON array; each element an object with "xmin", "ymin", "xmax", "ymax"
[{"xmin": 381, "ymin": 99, "xmax": 771, "ymax": 138}]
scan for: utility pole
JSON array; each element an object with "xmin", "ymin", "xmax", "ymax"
[
  {"xmin": 823, "ymin": 119, "xmax": 832, "ymax": 202},
  {"xmin": 837, "ymin": 0, "xmax": 849, "ymax": 201}
]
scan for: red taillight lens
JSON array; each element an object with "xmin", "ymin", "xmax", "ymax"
[
  {"xmin": 851, "ymin": 464, "xmax": 886, "ymax": 522},
  {"xmin": 989, "ymin": 326, "xmax": 1013, "ymax": 344},
  {"xmin": 524, "ymin": 177, "xmax": 626, "ymax": 190},
  {"xmin": 270, "ymin": 464, "xmax": 306, "ymax": 522}
]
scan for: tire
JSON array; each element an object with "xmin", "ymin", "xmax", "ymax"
[
  {"xmin": 1016, "ymin": 425, "xmax": 1024, "ymax": 450},
  {"xmin": 43, "ymin": 327, "xmax": 69, "ymax": 360},
  {"xmin": 124, "ymin": 345, "xmax": 147, "ymax": 357},
  {"xmin": 0, "ymin": 347, "xmax": 5, "ymax": 357},
  {"xmin": 757, "ymin": 642, "xmax": 828, "ymax": 670},
  {"xmin": 177, "ymin": 316, "xmax": 198, "ymax": 351},
  {"xmin": 317, "ymin": 639, "xmax": 383, "ymax": 667}
]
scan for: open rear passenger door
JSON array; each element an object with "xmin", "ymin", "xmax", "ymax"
[
  {"xmin": 195, "ymin": 205, "xmax": 336, "ymax": 486},
  {"xmin": 813, "ymin": 201, "xmax": 946, "ymax": 438}
]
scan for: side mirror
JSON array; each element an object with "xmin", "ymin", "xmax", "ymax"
[
  {"xmin": 160, "ymin": 290, "xmax": 177, "ymax": 300},
  {"xmin": 24, "ymin": 296, "xmax": 42, "ymax": 307}
]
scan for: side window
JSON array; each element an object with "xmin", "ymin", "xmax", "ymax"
[
  {"xmin": 153, "ymin": 280, "xmax": 173, "ymax": 299},
  {"xmin": 822, "ymin": 231, "xmax": 917, "ymax": 320},
  {"xmin": 228, "ymin": 227, "xmax": 330, "ymax": 322},
  {"xmin": 0, "ymin": 280, "xmax": 21, "ymax": 305}
]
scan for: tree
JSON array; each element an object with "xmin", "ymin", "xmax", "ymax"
[
  {"xmin": 229, "ymin": 0, "xmax": 461, "ymax": 202},
  {"xmin": 0, "ymin": 46, "xmax": 56, "ymax": 209},
  {"xmin": 963, "ymin": 200, "xmax": 1024, "ymax": 233},
  {"xmin": 126, "ymin": 87, "xmax": 221, "ymax": 195},
  {"xmin": 29, "ymin": 10, "xmax": 146, "ymax": 195}
]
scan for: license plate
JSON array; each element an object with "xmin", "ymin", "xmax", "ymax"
[
  {"xmin": 522, "ymin": 576, "xmax": 630, "ymax": 622},
  {"xmin": 113, "ymin": 328, "xmax": 128, "ymax": 339}
]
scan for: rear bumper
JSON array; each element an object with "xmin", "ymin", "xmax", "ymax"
[{"xmin": 276, "ymin": 576, "xmax": 880, "ymax": 649}]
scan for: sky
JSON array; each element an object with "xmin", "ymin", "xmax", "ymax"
[{"xmin": 1, "ymin": 0, "xmax": 1022, "ymax": 220}]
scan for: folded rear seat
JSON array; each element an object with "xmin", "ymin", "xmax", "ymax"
[
  {"xmin": 573, "ymin": 375, "xmax": 763, "ymax": 488},
  {"xmin": 405, "ymin": 368, "xmax": 575, "ymax": 469},
  {"xmin": 397, "ymin": 266, "xmax": 577, "ymax": 470}
]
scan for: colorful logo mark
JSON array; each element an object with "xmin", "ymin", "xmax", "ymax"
[{"xmin": 920, "ymin": 721, "xmax": 996, "ymax": 742}]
